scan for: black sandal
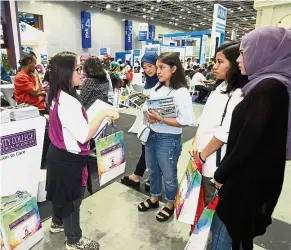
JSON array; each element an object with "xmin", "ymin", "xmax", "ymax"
[
  {"xmin": 138, "ymin": 198, "xmax": 159, "ymax": 212},
  {"xmin": 121, "ymin": 176, "xmax": 140, "ymax": 190},
  {"xmin": 156, "ymin": 206, "xmax": 175, "ymax": 222}
]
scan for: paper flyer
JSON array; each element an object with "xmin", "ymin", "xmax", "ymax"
[
  {"xmin": 127, "ymin": 92, "xmax": 148, "ymax": 109},
  {"xmin": 147, "ymin": 96, "xmax": 177, "ymax": 118},
  {"xmin": 175, "ymin": 159, "xmax": 202, "ymax": 224},
  {"xmin": 96, "ymin": 131, "xmax": 126, "ymax": 186}
]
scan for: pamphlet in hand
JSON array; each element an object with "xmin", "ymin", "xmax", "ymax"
[
  {"xmin": 128, "ymin": 92, "xmax": 148, "ymax": 109},
  {"xmin": 86, "ymin": 99, "xmax": 113, "ymax": 139},
  {"xmin": 147, "ymin": 96, "xmax": 177, "ymax": 118}
]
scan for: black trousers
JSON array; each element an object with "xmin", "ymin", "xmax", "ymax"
[{"xmin": 134, "ymin": 145, "xmax": 146, "ymax": 177}]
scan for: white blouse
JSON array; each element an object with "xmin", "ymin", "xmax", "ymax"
[{"xmin": 197, "ymin": 81, "xmax": 244, "ymax": 177}]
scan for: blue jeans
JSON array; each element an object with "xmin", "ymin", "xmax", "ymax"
[
  {"xmin": 145, "ymin": 131, "xmax": 182, "ymax": 203},
  {"xmin": 209, "ymin": 213, "xmax": 232, "ymax": 250}
]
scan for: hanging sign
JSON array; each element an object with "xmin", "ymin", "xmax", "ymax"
[
  {"xmin": 81, "ymin": 11, "xmax": 91, "ymax": 48},
  {"xmin": 148, "ymin": 25, "xmax": 156, "ymax": 40},
  {"xmin": 125, "ymin": 20, "xmax": 133, "ymax": 51},
  {"xmin": 138, "ymin": 23, "xmax": 148, "ymax": 41}
]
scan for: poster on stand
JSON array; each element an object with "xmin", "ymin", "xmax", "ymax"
[{"xmin": 95, "ymin": 131, "xmax": 126, "ymax": 186}]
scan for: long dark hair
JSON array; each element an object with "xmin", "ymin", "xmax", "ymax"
[
  {"xmin": 84, "ymin": 57, "xmax": 107, "ymax": 81},
  {"xmin": 216, "ymin": 42, "xmax": 248, "ymax": 94},
  {"xmin": 156, "ymin": 52, "xmax": 188, "ymax": 91},
  {"xmin": 48, "ymin": 51, "xmax": 78, "ymax": 107}
]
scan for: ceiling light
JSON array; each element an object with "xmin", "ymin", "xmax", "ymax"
[
  {"xmin": 227, "ymin": 31, "xmax": 230, "ymax": 34},
  {"xmin": 105, "ymin": 4, "xmax": 111, "ymax": 9},
  {"xmin": 150, "ymin": 17, "xmax": 154, "ymax": 20},
  {"xmin": 157, "ymin": 0, "xmax": 161, "ymax": 2},
  {"xmin": 237, "ymin": 7, "xmax": 241, "ymax": 10},
  {"xmin": 203, "ymin": 8, "xmax": 206, "ymax": 11},
  {"xmin": 179, "ymin": 16, "xmax": 182, "ymax": 18},
  {"xmin": 230, "ymin": 10, "xmax": 234, "ymax": 13},
  {"xmin": 208, "ymin": 19, "xmax": 211, "ymax": 21},
  {"xmin": 204, "ymin": 17, "xmax": 207, "ymax": 19},
  {"xmin": 240, "ymin": 9, "xmax": 243, "ymax": 11},
  {"xmin": 148, "ymin": 10, "xmax": 151, "ymax": 13},
  {"xmin": 187, "ymin": 11, "xmax": 191, "ymax": 14},
  {"xmin": 169, "ymin": 21, "xmax": 172, "ymax": 24},
  {"xmin": 181, "ymin": 8, "xmax": 184, "ymax": 11},
  {"xmin": 193, "ymin": 28, "xmax": 196, "ymax": 30},
  {"xmin": 196, "ymin": 24, "xmax": 199, "ymax": 27},
  {"xmin": 176, "ymin": 18, "xmax": 179, "ymax": 21},
  {"xmin": 243, "ymin": 17, "xmax": 248, "ymax": 20},
  {"xmin": 189, "ymin": 27, "xmax": 192, "ymax": 30},
  {"xmin": 175, "ymin": 23, "xmax": 178, "ymax": 26},
  {"xmin": 117, "ymin": 7, "xmax": 121, "ymax": 12},
  {"xmin": 197, "ymin": 5, "xmax": 200, "ymax": 8},
  {"xmin": 156, "ymin": 8, "xmax": 159, "ymax": 11},
  {"xmin": 143, "ymin": 15, "xmax": 146, "ymax": 18},
  {"xmin": 252, "ymin": 16, "xmax": 256, "ymax": 19},
  {"xmin": 183, "ymin": 17, "xmax": 186, "ymax": 19},
  {"xmin": 143, "ymin": 8, "xmax": 146, "ymax": 11},
  {"xmin": 151, "ymin": 6, "xmax": 154, "ymax": 10},
  {"xmin": 122, "ymin": 18, "xmax": 126, "ymax": 21},
  {"xmin": 90, "ymin": 5, "xmax": 93, "ymax": 8},
  {"xmin": 172, "ymin": 17, "xmax": 175, "ymax": 20}
]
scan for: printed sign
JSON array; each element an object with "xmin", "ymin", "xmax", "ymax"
[
  {"xmin": 138, "ymin": 23, "xmax": 148, "ymax": 41},
  {"xmin": 1, "ymin": 130, "xmax": 37, "ymax": 156},
  {"xmin": 81, "ymin": 11, "xmax": 91, "ymax": 48},
  {"xmin": 125, "ymin": 20, "xmax": 133, "ymax": 50},
  {"xmin": 148, "ymin": 25, "xmax": 156, "ymax": 40}
]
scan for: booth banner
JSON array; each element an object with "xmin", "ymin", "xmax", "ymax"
[
  {"xmin": 81, "ymin": 11, "xmax": 91, "ymax": 48},
  {"xmin": 138, "ymin": 23, "xmax": 148, "ymax": 41},
  {"xmin": 133, "ymin": 49, "xmax": 141, "ymax": 56},
  {"xmin": 199, "ymin": 35, "xmax": 208, "ymax": 65},
  {"xmin": 148, "ymin": 25, "xmax": 156, "ymax": 40},
  {"xmin": 0, "ymin": 117, "xmax": 46, "ymax": 198},
  {"xmin": 125, "ymin": 20, "xmax": 133, "ymax": 51},
  {"xmin": 100, "ymin": 48, "xmax": 110, "ymax": 56},
  {"xmin": 211, "ymin": 4, "xmax": 227, "ymax": 56},
  {"xmin": 95, "ymin": 131, "xmax": 126, "ymax": 186}
]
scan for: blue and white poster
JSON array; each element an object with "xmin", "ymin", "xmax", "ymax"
[
  {"xmin": 81, "ymin": 11, "xmax": 91, "ymax": 48},
  {"xmin": 148, "ymin": 25, "xmax": 156, "ymax": 40},
  {"xmin": 125, "ymin": 20, "xmax": 133, "ymax": 51},
  {"xmin": 138, "ymin": 23, "xmax": 148, "ymax": 41}
]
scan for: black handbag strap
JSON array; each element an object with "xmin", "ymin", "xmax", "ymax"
[{"xmin": 217, "ymin": 94, "xmax": 232, "ymax": 167}]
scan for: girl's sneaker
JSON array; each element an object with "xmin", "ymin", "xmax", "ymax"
[{"xmin": 66, "ymin": 237, "xmax": 100, "ymax": 250}]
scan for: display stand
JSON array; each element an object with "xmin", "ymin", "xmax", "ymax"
[{"xmin": 0, "ymin": 116, "xmax": 46, "ymax": 198}]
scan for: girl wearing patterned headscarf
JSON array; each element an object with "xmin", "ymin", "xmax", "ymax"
[{"xmin": 210, "ymin": 26, "xmax": 291, "ymax": 250}]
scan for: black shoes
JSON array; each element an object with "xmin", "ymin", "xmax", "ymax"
[{"xmin": 121, "ymin": 176, "xmax": 140, "ymax": 190}]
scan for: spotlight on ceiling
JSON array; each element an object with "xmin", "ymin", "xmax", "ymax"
[
  {"xmin": 187, "ymin": 11, "xmax": 191, "ymax": 14},
  {"xmin": 143, "ymin": 15, "xmax": 146, "ymax": 18},
  {"xmin": 117, "ymin": 7, "xmax": 121, "ymax": 12},
  {"xmin": 151, "ymin": 6, "xmax": 154, "ymax": 10},
  {"xmin": 203, "ymin": 8, "xmax": 206, "ymax": 11},
  {"xmin": 181, "ymin": 8, "xmax": 184, "ymax": 11},
  {"xmin": 156, "ymin": 8, "xmax": 159, "ymax": 11},
  {"xmin": 197, "ymin": 5, "xmax": 200, "ymax": 8},
  {"xmin": 90, "ymin": 5, "xmax": 93, "ymax": 8},
  {"xmin": 143, "ymin": 8, "xmax": 146, "ymax": 12},
  {"xmin": 105, "ymin": 4, "xmax": 111, "ymax": 9},
  {"xmin": 150, "ymin": 17, "xmax": 154, "ymax": 20},
  {"xmin": 157, "ymin": 0, "xmax": 161, "ymax": 2}
]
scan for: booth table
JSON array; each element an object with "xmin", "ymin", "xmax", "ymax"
[
  {"xmin": 0, "ymin": 84, "xmax": 16, "ymax": 106},
  {"xmin": 0, "ymin": 116, "xmax": 46, "ymax": 198}
]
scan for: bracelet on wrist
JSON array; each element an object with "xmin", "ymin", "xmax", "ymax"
[{"xmin": 199, "ymin": 152, "xmax": 206, "ymax": 163}]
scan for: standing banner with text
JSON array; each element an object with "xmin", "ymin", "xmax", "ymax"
[
  {"xmin": 81, "ymin": 11, "xmax": 91, "ymax": 48},
  {"xmin": 148, "ymin": 25, "xmax": 156, "ymax": 40},
  {"xmin": 0, "ymin": 117, "xmax": 46, "ymax": 198},
  {"xmin": 125, "ymin": 20, "xmax": 133, "ymax": 51},
  {"xmin": 138, "ymin": 23, "xmax": 148, "ymax": 41},
  {"xmin": 210, "ymin": 4, "xmax": 227, "ymax": 57}
]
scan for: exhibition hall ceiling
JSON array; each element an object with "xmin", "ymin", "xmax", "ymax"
[{"xmin": 81, "ymin": 0, "xmax": 257, "ymax": 39}]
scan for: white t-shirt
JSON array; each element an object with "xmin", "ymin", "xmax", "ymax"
[
  {"xmin": 191, "ymin": 72, "xmax": 206, "ymax": 86},
  {"xmin": 147, "ymin": 85, "xmax": 195, "ymax": 134},
  {"xmin": 197, "ymin": 82, "xmax": 243, "ymax": 177}
]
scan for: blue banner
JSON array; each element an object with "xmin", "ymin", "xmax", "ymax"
[
  {"xmin": 125, "ymin": 20, "xmax": 133, "ymax": 51},
  {"xmin": 81, "ymin": 11, "xmax": 91, "ymax": 48},
  {"xmin": 138, "ymin": 31, "xmax": 148, "ymax": 41},
  {"xmin": 148, "ymin": 25, "xmax": 155, "ymax": 40}
]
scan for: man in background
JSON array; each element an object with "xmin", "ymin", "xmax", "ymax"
[
  {"xmin": 14, "ymin": 53, "xmax": 46, "ymax": 111},
  {"xmin": 103, "ymin": 53, "xmax": 111, "ymax": 71}
]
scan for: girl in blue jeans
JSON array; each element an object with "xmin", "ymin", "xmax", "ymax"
[{"xmin": 138, "ymin": 52, "xmax": 195, "ymax": 222}]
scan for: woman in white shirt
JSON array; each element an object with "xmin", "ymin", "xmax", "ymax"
[
  {"xmin": 190, "ymin": 42, "xmax": 248, "ymax": 206},
  {"xmin": 138, "ymin": 52, "xmax": 195, "ymax": 222}
]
